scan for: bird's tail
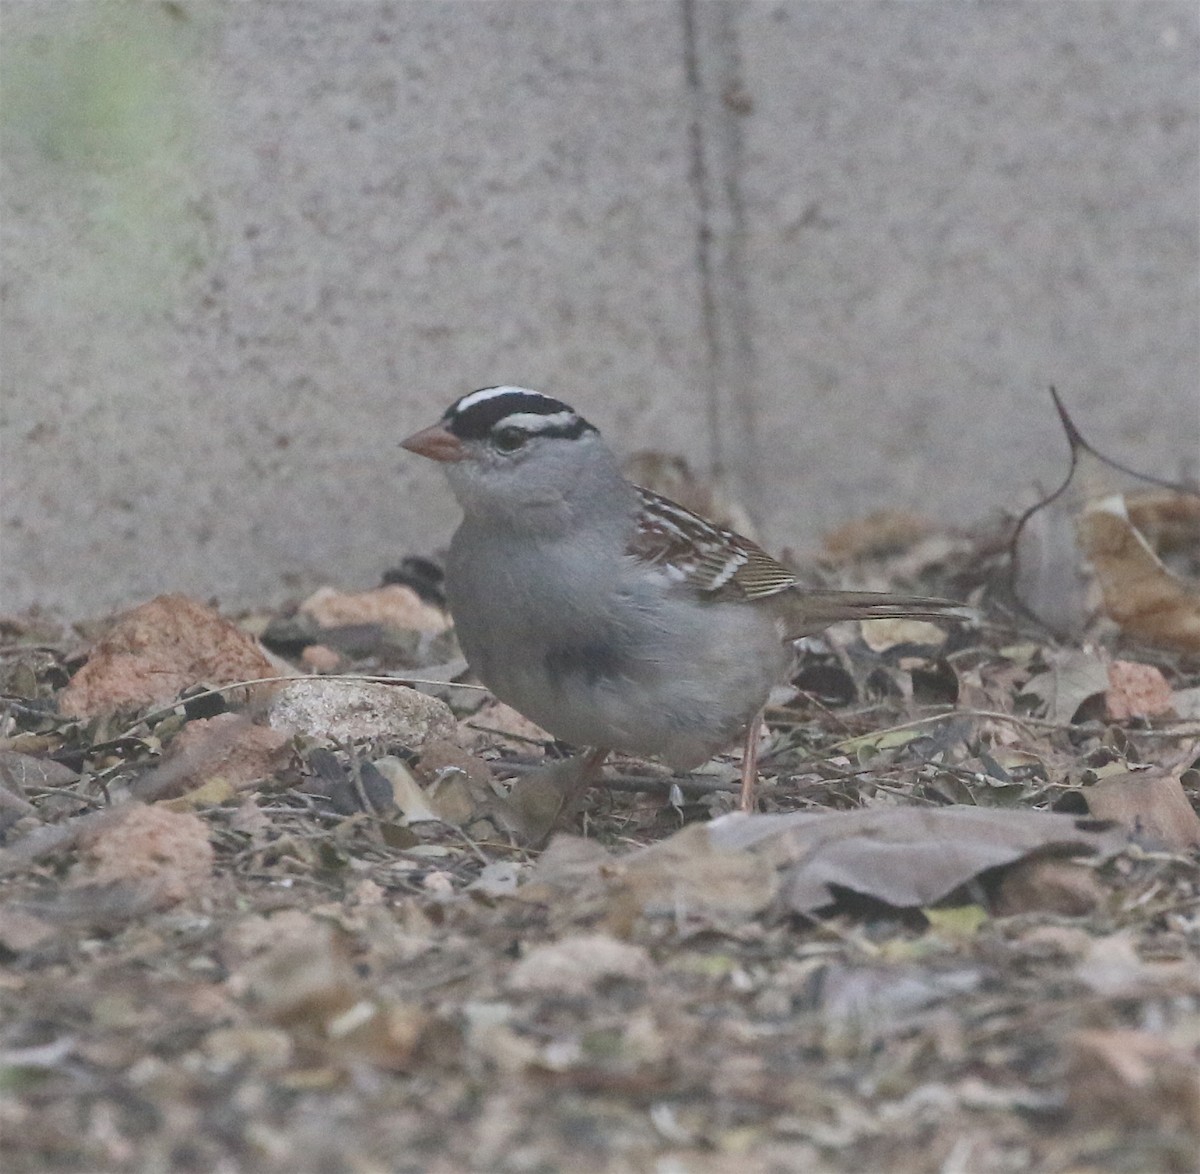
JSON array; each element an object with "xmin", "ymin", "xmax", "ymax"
[{"xmin": 780, "ymin": 589, "xmax": 973, "ymax": 640}]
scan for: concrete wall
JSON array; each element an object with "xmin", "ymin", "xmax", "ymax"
[{"xmin": 2, "ymin": 0, "xmax": 1196, "ymax": 617}]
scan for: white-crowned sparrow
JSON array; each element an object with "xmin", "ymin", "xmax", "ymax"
[{"xmin": 403, "ymin": 386, "xmax": 966, "ymax": 809}]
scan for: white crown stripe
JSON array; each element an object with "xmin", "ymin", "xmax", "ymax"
[
  {"xmin": 453, "ymin": 385, "xmax": 544, "ymax": 414},
  {"xmin": 496, "ymin": 411, "xmax": 580, "ymax": 433}
]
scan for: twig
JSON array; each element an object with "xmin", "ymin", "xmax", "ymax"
[{"xmin": 117, "ymin": 672, "xmax": 488, "ymax": 739}]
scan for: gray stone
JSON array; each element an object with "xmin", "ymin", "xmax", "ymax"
[{"xmin": 267, "ymin": 679, "xmax": 455, "ymax": 748}]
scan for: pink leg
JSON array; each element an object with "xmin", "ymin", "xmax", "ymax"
[{"xmin": 739, "ymin": 711, "xmax": 763, "ymax": 812}]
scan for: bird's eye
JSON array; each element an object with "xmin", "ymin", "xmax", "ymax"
[{"xmin": 492, "ymin": 427, "xmax": 527, "ymax": 453}]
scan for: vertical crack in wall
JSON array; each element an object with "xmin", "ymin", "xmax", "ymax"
[{"xmin": 682, "ymin": 0, "xmax": 762, "ymax": 523}]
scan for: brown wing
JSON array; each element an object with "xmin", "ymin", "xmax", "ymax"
[{"xmin": 629, "ymin": 487, "xmax": 796, "ymax": 602}]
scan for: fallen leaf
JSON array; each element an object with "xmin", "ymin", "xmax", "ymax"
[
  {"xmin": 162, "ymin": 776, "xmax": 236, "ymax": 811},
  {"xmin": 158, "ymin": 712, "xmax": 292, "ymax": 799},
  {"xmin": 613, "ymin": 822, "xmax": 780, "ymax": 928},
  {"xmin": 412, "ymin": 739, "xmax": 493, "ymax": 791},
  {"xmin": 204, "ymin": 1027, "xmax": 294, "ymax": 1073},
  {"xmin": 242, "ymin": 916, "xmax": 359, "ymax": 1026},
  {"xmin": 372, "ymin": 756, "xmax": 441, "ymax": 823},
  {"xmin": 833, "ymin": 725, "xmax": 928, "ymax": 756},
  {"xmin": 705, "ymin": 806, "xmax": 1123, "ymax": 913},
  {"xmin": 1083, "ymin": 771, "xmax": 1200, "ymax": 850},
  {"xmin": 1020, "ymin": 648, "xmax": 1110, "ymax": 723},
  {"xmin": 1079, "ymin": 494, "xmax": 1200, "ymax": 653},
  {"xmin": 0, "ymin": 750, "xmax": 79, "ymax": 792},
  {"xmin": 818, "ymin": 964, "xmax": 983, "ymax": 1035},
  {"xmin": 994, "ymin": 855, "xmax": 1106, "ymax": 916},
  {"xmin": 1010, "ymin": 390, "xmax": 1200, "ymax": 647},
  {"xmin": 1126, "ymin": 487, "xmax": 1200, "ymax": 556},
  {"xmin": 505, "ymin": 757, "xmax": 596, "ymax": 846},
  {"xmin": 459, "ymin": 701, "xmax": 552, "ymax": 750}
]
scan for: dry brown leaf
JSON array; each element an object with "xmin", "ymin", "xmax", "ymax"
[
  {"xmin": 505, "ymin": 757, "xmax": 597, "ymax": 846},
  {"xmin": 522, "ymin": 810, "xmax": 1122, "ymax": 924},
  {"xmin": 59, "ymin": 594, "xmax": 277, "ymax": 719},
  {"xmin": 0, "ymin": 750, "xmax": 79, "ymax": 792},
  {"xmin": 516, "ymin": 835, "xmax": 613, "ymax": 904},
  {"xmin": 1079, "ymin": 495, "xmax": 1200, "ymax": 653},
  {"xmin": 705, "ymin": 806, "xmax": 1124, "ymax": 913},
  {"xmin": 993, "ymin": 855, "xmax": 1106, "ymax": 917},
  {"xmin": 372, "ymin": 756, "xmax": 442, "ymax": 823},
  {"xmin": 1011, "ymin": 391, "xmax": 1200, "ymax": 646},
  {"xmin": 413, "ymin": 739, "xmax": 494, "ymax": 793},
  {"xmin": 1019, "ymin": 648, "xmax": 1110, "ymax": 723},
  {"xmin": 159, "ymin": 713, "xmax": 292, "ymax": 799},
  {"xmin": 1126, "ymin": 487, "xmax": 1200, "ymax": 554},
  {"xmin": 515, "ymin": 826, "xmax": 777, "ymax": 931},
  {"xmin": 237, "ymin": 913, "xmax": 451, "ymax": 1072},
  {"xmin": 612, "ymin": 822, "xmax": 780, "ymax": 928},
  {"xmin": 459, "ymin": 700, "xmax": 552, "ymax": 751},
  {"xmin": 1083, "ymin": 771, "xmax": 1200, "ymax": 850}
]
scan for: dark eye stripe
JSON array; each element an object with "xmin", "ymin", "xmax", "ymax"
[{"xmin": 444, "ymin": 388, "xmax": 597, "ymax": 441}]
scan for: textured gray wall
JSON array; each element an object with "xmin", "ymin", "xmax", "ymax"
[{"xmin": 2, "ymin": 1, "xmax": 1197, "ymax": 616}]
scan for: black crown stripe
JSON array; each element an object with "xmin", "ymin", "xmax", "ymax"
[{"xmin": 445, "ymin": 389, "xmax": 597, "ymax": 441}]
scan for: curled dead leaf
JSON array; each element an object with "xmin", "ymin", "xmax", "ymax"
[
  {"xmin": 1011, "ymin": 389, "xmax": 1200, "ymax": 648},
  {"xmin": 705, "ymin": 806, "xmax": 1124, "ymax": 914},
  {"xmin": 1079, "ymin": 496, "xmax": 1200, "ymax": 653},
  {"xmin": 1083, "ymin": 771, "xmax": 1200, "ymax": 850},
  {"xmin": 994, "ymin": 855, "xmax": 1105, "ymax": 917},
  {"xmin": 157, "ymin": 712, "xmax": 292, "ymax": 800}
]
